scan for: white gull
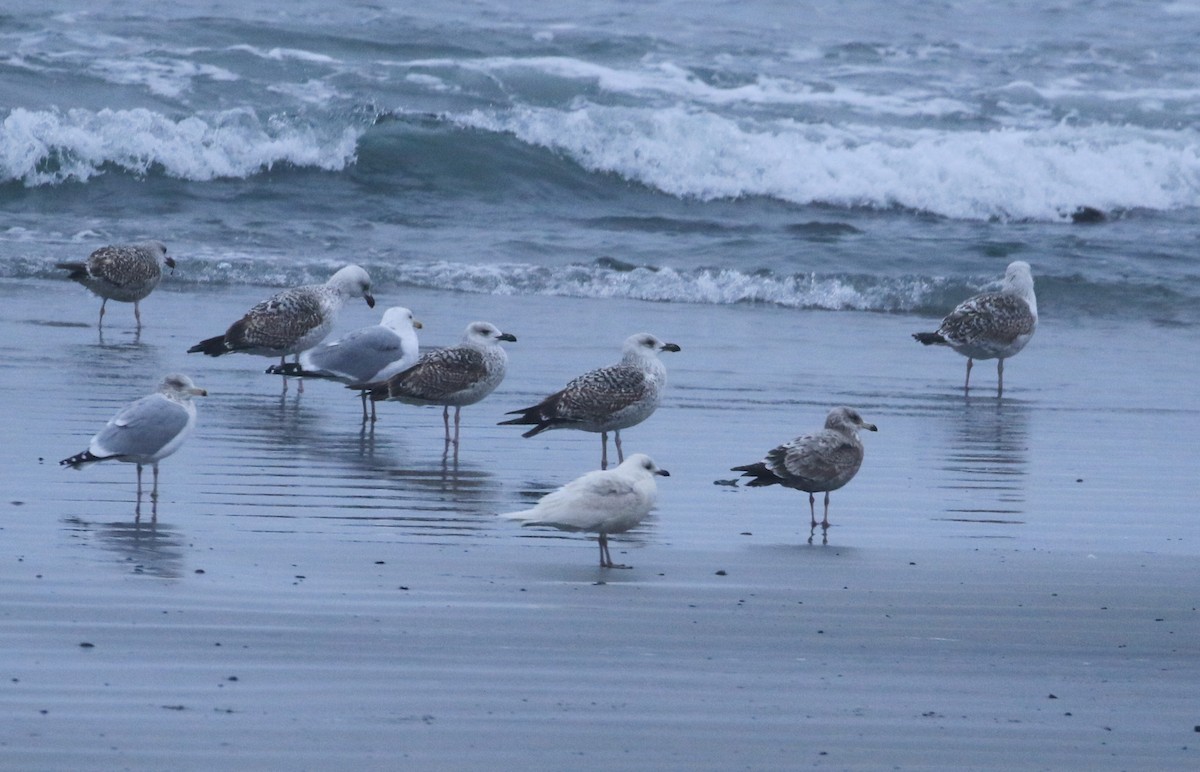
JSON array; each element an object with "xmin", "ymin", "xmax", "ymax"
[{"xmin": 501, "ymin": 453, "xmax": 669, "ymax": 569}]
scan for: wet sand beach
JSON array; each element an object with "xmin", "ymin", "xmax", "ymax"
[{"xmin": 1, "ymin": 278, "xmax": 1198, "ymax": 770}]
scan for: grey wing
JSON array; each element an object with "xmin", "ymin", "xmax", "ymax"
[
  {"xmin": 390, "ymin": 347, "xmax": 487, "ymax": 400},
  {"xmin": 91, "ymin": 395, "xmax": 189, "ymax": 458},
  {"xmin": 940, "ymin": 293, "xmax": 1034, "ymax": 345},
  {"xmin": 304, "ymin": 327, "xmax": 404, "ymax": 382},
  {"xmin": 555, "ymin": 365, "xmax": 649, "ymax": 421},
  {"xmin": 772, "ymin": 431, "xmax": 860, "ymax": 487},
  {"xmin": 230, "ymin": 290, "xmax": 325, "ymax": 350}
]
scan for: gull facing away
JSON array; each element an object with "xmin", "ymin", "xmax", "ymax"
[
  {"xmin": 187, "ymin": 264, "xmax": 375, "ymax": 391},
  {"xmin": 56, "ymin": 241, "xmax": 176, "ymax": 329},
  {"xmin": 358, "ymin": 321, "xmax": 516, "ymax": 448},
  {"xmin": 731, "ymin": 407, "xmax": 876, "ymax": 531},
  {"xmin": 499, "ymin": 332, "xmax": 681, "ymax": 470},
  {"xmin": 501, "ymin": 453, "xmax": 670, "ymax": 569},
  {"xmin": 266, "ymin": 306, "xmax": 422, "ymax": 421},
  {"xmin": 60, "ymin": 374, "xmax": 207, "ymax": 519},
  {"xmin": 913, "ymin": 260, "xmax": 1038, "ymax": 397}
]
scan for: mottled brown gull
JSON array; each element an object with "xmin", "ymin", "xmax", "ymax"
[
  {"xmin": 913, "ymin": 260, "xmax": 1038, "ymax": 397},
  {"xmin": 731, "ymin": 407, "xmax": 876, "ymax": 530},
  {"xmin": 501, "ymin": 453, "xmax": 669, "ymax": 569},
  {"xmin": 499, "ymin": 332, "xmax": 680, "ymax": 470},
  {"xmin": 187, "ymin": 264, "xmax": 375, "ymax": 390},
  {"xmin": 266, "ymin": 306, "xmax": 421, "ymax": 421},
  {"xmin": 56, "ymin": 240, "xmax": 175, "ymax": 329},
  {"xmin": 358, "ymin": 321, "xmax": 515, "ymax": 447},
  {"xmin": 60, "ymin": 373, "xmax": 206, "ymax": 519}
]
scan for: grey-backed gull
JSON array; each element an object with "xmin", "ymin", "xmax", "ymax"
[
  {"xmin": 60, "ymin": 373, "xmax": 206, "ymax": 519},
  {"xmin": 266, "ymin": 306, "xmax": 421, "ymax": 420}
]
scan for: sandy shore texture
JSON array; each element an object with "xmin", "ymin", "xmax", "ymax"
[{"xmin": 2, "ymin": 277, "xmax": 1198, "ymax": 770}]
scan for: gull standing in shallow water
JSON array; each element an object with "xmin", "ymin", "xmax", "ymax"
[
  {"xmin": 501, "ymin": 453, "xmax": 669, "ymax": 569},
  {"xmin": 499, "ymin": 332, "xmax": 680, "ymax": 470},
  {"xmin": 358, "ymin": 321, "xmax": 515, "ymax": 449},
  {"xmin": 266, "ymin": 306, "xmax": 422, "ymax": 421},
  {"xmin": 187, "ymin": 264, "xmax": 375, "ymax": 391},
  {"xmin": 60, "ymin": 374, "xmax": 207, "ymax": 519},
  {"xmin": 731, "ymin": 407, "xmax": 876, "ymax": 534},
  {"xmin": 56, "ymin": 241, "xmax": 175, "ymax": 329},
  {"xmin": 913, "ymin": 260, "xmax": 1038, "ymax": 397}
]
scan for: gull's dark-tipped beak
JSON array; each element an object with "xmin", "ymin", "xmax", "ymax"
[
  {"xmin": 864, "ymin": 422, "xmax": 878, "ymax": 432},
  {"xmin": 165, "ymin": 256, "xmax": 177, "ymax": 273},
  {"xmin": 661, "ymin": 342, "xmax": 681, "ymax": 352},
  {"xmin": 364, "ymin": 293, "xmax": 376, "ymax": 308},
  {"xmin": 498, "ymin": 332, "xmax": 517, "ymax": 342},
  {"xmin": 657, "ymin": 469, "xmax": 670, "ymax": 477}
]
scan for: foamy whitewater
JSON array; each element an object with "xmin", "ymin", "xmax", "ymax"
[{"xmin": 2, "ymin": 0, "xmax": 1199, "ymax": 323}]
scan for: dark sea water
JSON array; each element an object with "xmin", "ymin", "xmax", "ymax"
[{"xmin": 3, "ymin": 0, "xmax": 1200, "ymax": 324}]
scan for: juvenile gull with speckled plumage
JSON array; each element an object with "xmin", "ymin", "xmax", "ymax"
[
  {"xmin": 266, "ymin": 306, "xmax": 422, "ymax": 420},
  {"xmin": 56, "ymin": 241, "xmax": 175, "ymax": 329},
  {"xmin": 731, "ymin": 407, "xmax": 877, "ymax": 531},
  {"xmin": 60, "ymin": 373, "xmax": 206, "ymax": 519},
  {"xmin": 187, "ymin": 264, "xmax": 375, "ymax": 390},
  {"xmin": 499, "ymin": 332, "xmax": 680, "ymax": 470},
  {"xmin": 913, "ymin": 261, "xmax": 1038, "ymax": 397},
  {"xmin": 358, "ymin": 321, "xmax": 515, "ymax": 447}
]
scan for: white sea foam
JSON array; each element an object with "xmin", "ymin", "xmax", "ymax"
[
  {"xmin": 389, "ymin": 260, "xmax": 930, "ymax": 312},
  {"xmin": 399, "ymin": 55, "xmax": 972, "ymax": 117},
  {"xmin": 458, "ymin": 104, "xmax": 1200, "ymax": 221},
  {"xmin": 0, "ymin": 107, "xmax": 362, "ymax": 185}
]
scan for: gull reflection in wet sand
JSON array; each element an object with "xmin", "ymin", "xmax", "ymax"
[
  {"xmin": 64, "ymin": 516, "xmax": 186, "ymax": 578},
  {"xmin": 936, "ymin": 398, "xmax": 1030, "ymax": 529}
]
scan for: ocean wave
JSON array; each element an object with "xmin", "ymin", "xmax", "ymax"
[
  {"xmin": 455, "ymin": 104, "xmax": 1200, "ymax": 222},
  {"xmin": 0, "ymin": 107, "xmax": 364, "ymax": 185}
]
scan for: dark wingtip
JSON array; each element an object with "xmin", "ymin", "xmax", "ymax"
[
  {"xmin": 188, "ymin": 335, "xmax": 230, "ymax": 356},
  {"xmin": 912, "ymin": 332, "xmax": 942, "ymax": 346},
  {"xmin": 60, "ymin": 450, "xmax": 98, "ymax": 468}
]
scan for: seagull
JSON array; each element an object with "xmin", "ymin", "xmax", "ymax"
[
  {"xmin": 56, "ymin": 241, "xmax": 176, "ymax": 329},
  {"xmin": 266, "ymin": 306, "xmax": 422, "ymax": 420},
  {"xmin": 187, "ymin": 264, "xmax": 375, "ymax": 391},
  {"xmin": 913, "ymin": 261, "xmax": 1038, "ymax": 397},
  {"xmin": 731, "ymin": 407, "xmax": 876, "ymax": 531},
  {"xmin": 499, "ymin": 332, "xmax": 680, "ymax": 470},
  {"xmin": 60, "ymin": 373, "xmax": 207, "ymax": 519},
  {"xmin": 358, "ymin": 321, "xmax": 516, "ymax": 448},
  {"xmin": 501, "ymin": 453, "xmax": 669, "ymax": 568}
]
